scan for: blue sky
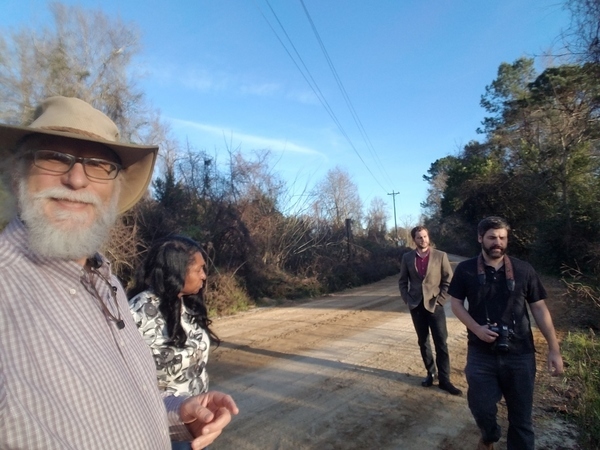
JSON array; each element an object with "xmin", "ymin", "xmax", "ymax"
[{"xmin": 1, "ymin": 1, "xmax": 570, "ymax": 226}]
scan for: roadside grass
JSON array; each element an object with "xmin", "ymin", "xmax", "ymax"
[
  {"xmin": 205, "ymin": 272, "xmax": 254, "ymax": 317},
  {"xmin": 536, "ymin": 275, "xmax": 600, "ymax": 449},
  {"xmin": 561, "ymin": 330, "xmax": 600, "ymax": 449}
]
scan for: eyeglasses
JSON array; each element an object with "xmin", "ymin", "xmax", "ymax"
[{"xmin": 33, "ymin": 150, "xmax": 122, "ymax": 180}]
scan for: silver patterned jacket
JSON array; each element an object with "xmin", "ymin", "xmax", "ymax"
[{"xmin": 129, "ymin": 290, "xmax": 210, "ymax": 396}]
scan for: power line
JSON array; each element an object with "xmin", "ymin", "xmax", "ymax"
[
  {"xmin": 299, "ymin": 0, "xmax": 395, "ymax": 190},
  {"xmin": 258, "ymin": 1, "xmax": 339, "ymax": 132},
  {"xmin": 255, "ymin": 0, "xmax": 389, "ymax": 193}
]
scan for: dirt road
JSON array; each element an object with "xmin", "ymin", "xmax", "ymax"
[{"xmin": 208, "ymin": 258, "xmax": 579, "ymax": 450}]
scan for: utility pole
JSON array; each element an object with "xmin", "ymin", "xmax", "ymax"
[
  {"xmin": 387, "ymin": 191, "xmax": 399, "ymax": 244},
  {"xmin": 345, "ymin": 218, "xmax": 353, "ymax": 262}
]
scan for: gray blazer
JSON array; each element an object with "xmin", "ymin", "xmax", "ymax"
[{"xmin": 398, "ymin": 248, "xmax": 453, "ymax": 313}]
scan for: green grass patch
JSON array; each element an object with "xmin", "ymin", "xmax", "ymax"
[{"xmin": 562, "ymin": 330, "xmax": 600, "ymax": 449}]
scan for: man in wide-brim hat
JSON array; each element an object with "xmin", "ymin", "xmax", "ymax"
[{"xmin": 0, "ymin": 96, "xmax": 238, "ymax": 450}]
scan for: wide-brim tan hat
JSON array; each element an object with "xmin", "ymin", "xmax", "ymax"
[{"xmin": 0, "ymin": 96, "xmax": 158, "ymax": 213}]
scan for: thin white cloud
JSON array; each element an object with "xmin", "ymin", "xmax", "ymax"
[
  {"xmin": 150, "ymin": 61, "xmax": 317, "ymax": 103},
  {"xmin": 172, "ymin": 119, "xmax": 325, "ymax": 157},
  {"xmin": 285, "ymin": 89, "xmax": 319, "ymax": 105},
  {"xmin": 239, "ymin": 82, "xmax": 282, "ymax": 96},
  {"xmin": 180, "ymin": 69, "xmax": 228, "ymax": 91},
  {"xmin": 149, "ymin": 63, "xmax": 230, "ymax": 92}
]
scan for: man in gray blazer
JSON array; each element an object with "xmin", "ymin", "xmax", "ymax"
[{"xmin": 399, "ymin": 226, "xmax": 462, "ymax": 395}]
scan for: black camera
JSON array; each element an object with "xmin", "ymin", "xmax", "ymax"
[{"xmin": 488, "ymin": 324, "xmax": 514, "ymax": 353}]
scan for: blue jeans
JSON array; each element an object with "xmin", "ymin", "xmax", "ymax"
[
  {"xmin": 171, "ymin": 443, "xmax": 192, "ymax": 450},
  {"xmin": 409, "ymin": 301, "xmax": 451, "ymax": 382},
  {"xmin": 171, "ymin": 444, "xmax": 208, "ymax": 450},
  {"xmin": 465, "ymin": 348, "xmax": 536, "ymax": 450}
]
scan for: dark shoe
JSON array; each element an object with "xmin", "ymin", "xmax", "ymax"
[
  {"xmin": 421, "ymin": 373, "xmax": 436, "ymax": 387},
  {"xmin": 439, "ymin": 381, "xmax": 462, "ymax": 396},
  {"xmin": 476, "ymin": 437, "xmax": 494, "ymax": 450}
]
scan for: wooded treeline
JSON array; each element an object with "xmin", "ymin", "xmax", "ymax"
[
  {"xmin": 129, "ymin": 147, "xmax": 403, "ymax": 305},
  {"xmin": 2, "ymin": 1, "xmax": 599, "ymax": 312},
  {"xmin": 0, "ymin": 3, "xmax": 403, "ymax": 311},
  {"xmin": 423, "ymin": 59, "xmax": 600, "ymax": 268},
  {"xmin": 422, "ymin": 0, "xmax": 600, "ymax": 314}
]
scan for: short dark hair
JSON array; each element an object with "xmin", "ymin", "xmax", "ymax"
[
  {"xmin": 410, "ymin": 225, "xmax": 428, "ymax": 240},
  {"xmin": 477, "ymin": 216, "xmax": 511, "ymax": 237}
]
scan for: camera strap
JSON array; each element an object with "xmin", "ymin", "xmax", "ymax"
[
  {"xmin": 477, "ymin": 254, "xmax": 516, "ymax": 326},
  {"xmin": 477, "ymin": 254, "xmax": 514, "ymax": 291}
]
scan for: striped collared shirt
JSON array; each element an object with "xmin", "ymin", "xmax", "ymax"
[{"xmin": 0, "ymin": 219, "xmax": 189, "ymax": 449}]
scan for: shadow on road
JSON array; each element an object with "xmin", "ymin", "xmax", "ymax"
[{"xmin": 213, "ymin": 340, "xmax": 424, "ymax": 388}]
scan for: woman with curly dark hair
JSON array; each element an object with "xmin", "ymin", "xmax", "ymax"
[{"xmin": 128, "ymin": 235, "xmax": 220, "ymax": 397}]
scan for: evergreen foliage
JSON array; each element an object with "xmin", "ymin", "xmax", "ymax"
[{"xmin": 424, "ymin": 60, "xmax": 600, "ymax": 273}]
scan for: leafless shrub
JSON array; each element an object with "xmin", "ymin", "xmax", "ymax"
[
  {"xmin": 102, "ymin": 211, "xmax": 145, "ymax": 284},
  {"xmin": 561, "ymin": 263, "xmax": 600, "ymax": 309},
  {"xmin": 204, "ymin": 271, "xmax": 253, "ymax": 316}
]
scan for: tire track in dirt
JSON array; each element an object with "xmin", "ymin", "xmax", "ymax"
[
  {"xmin": 208, "ymin": 276, "xmax": 474, "ymax": 449},
  {"xmin": 207, "ymin": 260, "xmax": 579, "ymax": 449}
]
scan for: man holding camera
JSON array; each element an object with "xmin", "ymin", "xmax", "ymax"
[{"xmin": 449, "ymin": 216, "xmax": 563, "ymax": 450}]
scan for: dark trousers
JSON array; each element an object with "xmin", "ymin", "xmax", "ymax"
[
  {"xmin": 409, "ymin": 301, "xmax": 451, "ymax": 382},
  {"xmin": 465, "ymin": 348, "xmax": 536, "ymax": 450},
  {"xmin": 171, "ymin": 443, "xmax": 192, "ymax": 450}
]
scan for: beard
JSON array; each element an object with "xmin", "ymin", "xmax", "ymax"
[
  {"xmin": 482, "ymin": 242, "xmax": 506, "ymax": 259},
  {"xmin": 18, "ymin": 180, "xmax": 120, "ymax": 261}
]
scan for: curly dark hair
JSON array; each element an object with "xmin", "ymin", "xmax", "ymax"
[{"xmin": 128, "ymin": 235, "xmax": 220, "ymax": 348}]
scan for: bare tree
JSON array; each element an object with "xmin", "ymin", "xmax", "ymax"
[
  {"xmin": 312, "ymin": 166, "xmax": 363, "ymax": 230},
  {"xmin": 0, "ymin": 2, "xmax": 166, "ymax": 148},
  {"xmin": 365, "ymin": 197, "xmax": 388, "ymax": 241},
  {"xmin": 231, "ymin": 149, "xmax": 286, "ymax": 206},
  {"xmin": 397, "ymin": 215, "xmax": 417, "ymax": 247},
  {"xmin": 227, "ymin": 149, "xmax": 327, "ymax": 271},
  {"xmin": 565, "ymin": 0, "xmax": 600, "ymax": 63}
]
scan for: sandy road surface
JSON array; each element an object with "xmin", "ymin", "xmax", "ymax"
[{"xmin": 207, "ymin": 257, "xmax": 579, "ymax": 450}]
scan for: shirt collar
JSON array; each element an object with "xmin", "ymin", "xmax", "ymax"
[{"xmin": 416, "ymin": 248, "xmax": 430, "ymax": 258}]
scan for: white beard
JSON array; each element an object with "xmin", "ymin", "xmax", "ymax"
[{"xmin": 18, "ymin": 180, "xmax": 120, "ymax": 261}]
